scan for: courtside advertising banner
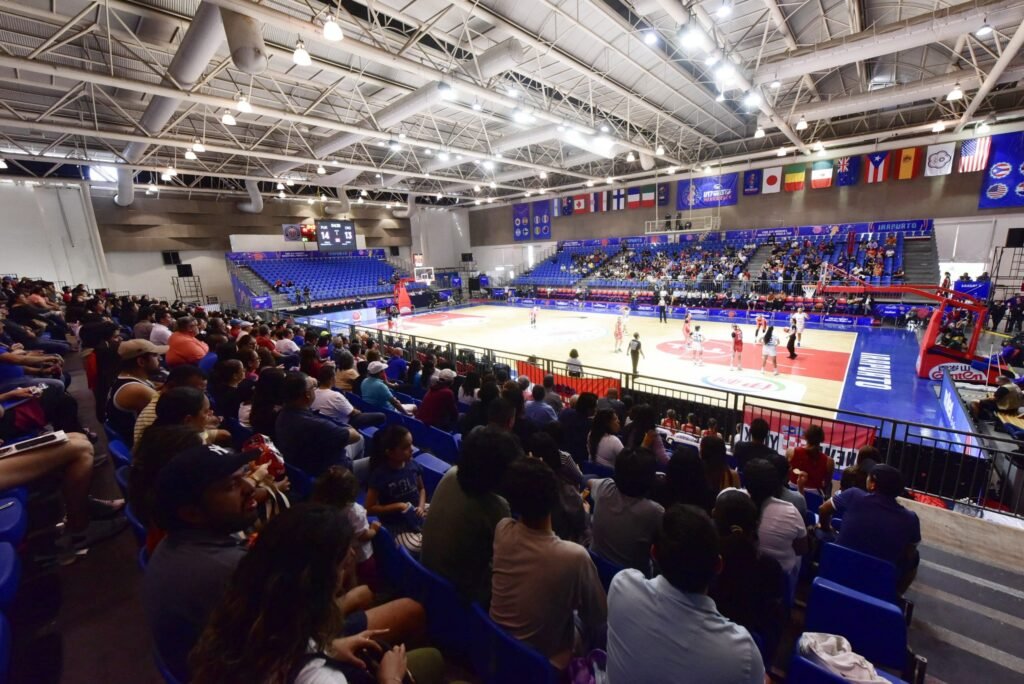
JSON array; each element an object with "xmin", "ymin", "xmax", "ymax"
[
  {"xmin": 515, "ymin": 361, "xmax": 620, "ymax": 400},
  {"xmin": 741, "ymin": 403, "xmax": 877, "ymax": 473}
]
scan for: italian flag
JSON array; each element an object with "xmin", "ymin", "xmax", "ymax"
[
  {"xmin": 783, "ymin": 164, "xmax": 806, "ymax": 192},
  {"xmin": 810, "ymin": 160, "xmax": 833, "ymax": 189},
  {"xmin": 640, "ymin": 185, "xmax": 656, "ymax": 208}
]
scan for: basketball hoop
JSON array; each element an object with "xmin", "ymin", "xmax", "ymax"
[
  {"xmin": 413, "ymin": 266, "xmax": 435, "ymax": 287},
  {"xmin": 802, "ymin": 283, "xmax": 817, "ymax": 299}
]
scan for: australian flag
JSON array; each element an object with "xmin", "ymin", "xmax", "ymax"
[
  {"xmin": 836, "ymin": 156, "xmax": 860, "ymax": 186},
  {"xmin": 557, "ymin": 196, "xmax": 574, "ymax": 216},
  {"xmin": 742, "ymin": 169, "xmax": 762, "ymax": 196}
]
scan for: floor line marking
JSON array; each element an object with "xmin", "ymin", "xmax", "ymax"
[
  {"xmin": 912, "ymin": 620, "xmax": 1024, "ymax": 675},
  {"xmin": 920, "ymin": 560, "xmax": 1024, "ymax": 601},
  {"xmin": 910, "ymin": 583, "xmax": 1024, "ymax": 631}
]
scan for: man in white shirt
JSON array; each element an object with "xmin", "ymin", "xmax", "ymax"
[
  {"xmin": 309, "ymin": 367, "xmax": 385, "ymax": 461},
  {"xmin": 274, "ymin": 328, "xmax": 301, "ymax": 356},
  {"xmin": 607, "ymin": 505, "xmax": 765, "ymax": 684},
  {"xmin": 149, "ymin": 308, "xmax": 173, "ymax": 346}
]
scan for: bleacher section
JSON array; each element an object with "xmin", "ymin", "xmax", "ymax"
[
  {"xmin": 588, "ymin": 239, "xmax": 757, "ymax": 289},
  {"xmin": 231, "ymin": 252, "xmax": 424, "ymax": 304},
  {"xmin": 512, "ymin": 245, "xmax": 616, "ymax": 287}
]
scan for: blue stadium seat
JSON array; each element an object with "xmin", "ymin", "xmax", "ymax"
[
  {"xmin": 284, "ymin": 463, "xmax": 313, "ymax": 501},
  {"xmin": 417, "ymin": 425, "xmax": 460, "ymax": 464},
  {"xmin": 154, "ymin": 647, "xmax": 184, "ymax": 684},
  {"xmin": 108, "ymin": 439, "xmax": 132, "ymax": 468},
  {"xmin": 588, "ymin": 549, "xmax": 624, "ymax": 592},
  {"xmin": 0, "ymin": 612, "xmax": 10, "ymax": 684},
  {"xmin": 395, "ymin": 546, "xmax": 471, "ymax": 655},
  {"xmin": 103, "ymin": 423, "xmax": 125, "ymax": 444},
  {"xmin": 468, "ymin": 603, "xmax": 559, "ymax": 684},
  {"xmin": 0, "ymin": 489, "xmax": 26, "ymax": 506},
  {"xmin": 788, "ymin": 651, "xmax": 905, "ymax": 683},
  {"xmin": 115, "ymin": 465, "xmax": 131, "ymax": 497},
  {"xmin": 371, "ymin": 526, "xmax": 406, "ymax": 590},
  {"xmin": 125, "ymin": 504, "xmax": 146, "ymax": 546},
  {"xmin": 222, "ymin": 418, "xmax": 254, "ymax": 449},
  {"xmin": 818, "ymin": 543, "xmax": 899, "ymax": 604},
  {"xmin": 414, "ymin": 453, "xmax": 450, "ymax": 499},
  {"xmin": 0, "ymin": 544, "xmax": 21, "ymax": 611},
  {"xmin": 0, "ymin": 500, "xmax": 26, "ymax": 546}
]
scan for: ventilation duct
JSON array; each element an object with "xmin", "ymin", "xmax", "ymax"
[
  {"xmin": 323, "ymin": 188, "xmax": 352, "ymax": 215},
  {"xmin": 238, "ymin": 179, "xmax": 264, "ymax": 213},
  {"xmin": 221, "ymin": 8, "xmax": 268, "ymax": 74},
  {"xmin": 639, "ymin": 152, "xmax": 655, "ymax": 171}
]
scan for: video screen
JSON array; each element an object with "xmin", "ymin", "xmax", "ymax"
[
  {"xmin": 315, "ymin": 219, "xmax": 356, "ymax": 251},
  {"xmin": 300, "ymin": 225, "xmax": 317, "ymax": 242}
]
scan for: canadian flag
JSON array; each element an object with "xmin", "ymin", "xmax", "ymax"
[{"xmin": 762, "ymin": 166, "xmax": 782, "ymax": 194}]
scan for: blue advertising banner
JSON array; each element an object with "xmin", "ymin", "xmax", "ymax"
[
  {"xmin": 742, "ymin": 169, "xmax": 762, "ymax": 196},
  {"xmin": 725, "ymin": 229, "xmax": 756, "ymax": 242},
  {"xmin": 512, "ymin": 203, "xmax": 530, "ymax": 242},
  {"xmin": 795, "ymin": 223, "xmax": 869, "ymax": 237},
  {"xmin": 677, "ymin": 173, "xmax": 740, "ymax": 210},
  {"xmin": 754, "ymin": 227, "xmax": 796, "ymax": 239},
  {"xmin": 531, "ymin": 200, "xmax": 552, "ymax": 240},
  {"xmin": 954, "ymin": 280, "xmax": 992, "ymax": 300},
  {"xmin": 871, "ymin": 219, "xmax": 933, "ymax": 233},
  {"xmin": 979, "ymin": 132, "xmax": 1024, "ymax": 210}
]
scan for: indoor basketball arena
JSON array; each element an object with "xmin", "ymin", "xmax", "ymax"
[{"xmin": 1, "ymin": 0, "xmax": 1024, "ymax": 682}]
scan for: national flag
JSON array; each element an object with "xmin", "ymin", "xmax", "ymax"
[
  {"xmin": 924, "ymin": 142, "xmax": 955, "ymax": 176},
  {"xmin": 591, "ymin": 191, "xmax": 606, "ymax": 212},
  {"xmin": 572, "ymin": 194, "xmax": 590, "ymax": 214},
  {"xmin": 762, "ymin": 166, "xmax": 782, "ymax": 194},
  {"xmin": 657, "ymin": 184, "xmax": 670, "ymax": 206},
  {"xmin": 895, "ymin": 147, "xmax": 921, "ymax": 180},
  {"xmin": 959, "ymin": 137, "xmax": 991, "ymax": 173},
  {"xmin": 640, "ymin": 184, "xmax": 657, "ymax": 208},
  {"xmin": 742, "ymin": 169, "xmax": 762, "ymax": 195},
  {"xmin": 626, "ymin": 187, "xmax": 641, "ymax": 209},
  {"xmin": 783, "ymin": 164, "xmax": 806, "ymax": 192},
  {"xmin": 609, "ymin": 188, "xmax": 626, "ymax": 210},
  {"xmin": 554, "ymin": 196, "xmax": 573, "ymax": 217},
  {"xmin": 810, "ymin": 160, "xmax": 833, "ymax": 189},
  {"xmin": 865, "ymin": 152, "xmax": 891, "ymax": 183},
  {"xmin": 835, "ymin": 156, "xmax": 860, "ymax": 186}
]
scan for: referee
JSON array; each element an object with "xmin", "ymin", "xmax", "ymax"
[{"xmin": 628, "ymin": 332, "xmax": 645, "ymax": 376}]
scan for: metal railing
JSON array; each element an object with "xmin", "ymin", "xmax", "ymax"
[
  {"xmin": 644, "ymin": 216, "xmax": 721, "ymax": 234},
  {"xmin": 330, "ymin": 319, "xmax": 1022, "ymax": 519}
]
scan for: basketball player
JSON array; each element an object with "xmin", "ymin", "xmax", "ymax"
[
  {"xmin": 530, "ymin": 305, "xmax": 539, "ymax": 328},
  {"xmin": 691, "ymin": 325, "xmax": 705, "ymax": 366},
  {"xmin": 682, "ymin": 312, "xmax": 693, "ymax": 347},
  {"xmin": 620, "ymin": 304, "xmax": 631, "ymax": 333},
  {"xmin": 792, "ymin": 307, "xmax": 808, "ymax": 347},
  {"xmin": 730, "ymin": 324, "xmax": 743, "ymax": 371},
  {"xmin": 754, "ymin": 313, "xmax": 768, "ymax": 340},
  {"xmin": 761, "ymin": 325, "xmax": 780, "ymax": 376},
  {"xmin": 613, "ymin": 316, "xmax": 625, "ymax": 353}
]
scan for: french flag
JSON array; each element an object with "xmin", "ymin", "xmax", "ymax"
[
  {"xmin": 626, "ymin": 187, "xmax": 641, "ymax": 209},
  {"xmin": 591, "ymin": 191, "xmax": 606, "ymax": 212}
]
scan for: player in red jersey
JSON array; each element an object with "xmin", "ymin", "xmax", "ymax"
[
  {"xmin": 754, "ymin": 313, "xmax": 768, "ymax": 339},
  {"xmin": 682, "ymin": 313, "xmax": 693, "ymax": 347},
  {"xmin": 730, "ymin": 324, "xmax": 743, "ymax": 371}
]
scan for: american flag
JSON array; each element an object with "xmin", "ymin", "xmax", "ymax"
[{"xmin": 958, "ymin": 137, "xmax": 991, "ymax": 173}]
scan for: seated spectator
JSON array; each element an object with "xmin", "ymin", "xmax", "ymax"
[
  {"xmin": 651, "ymin": 445, "xmax": 715, "ymax": 513},
  {"xmin": 246, "ymin": 367, "xmax": 285, "ymax": 437},
  {"xmin": 362, "ymin": 361, "xmax": 414, "ymax": 415},
  {"xmin": 588, "ymin": 408, "xmax": 623, "ymax": 467},
  {"xmin": 709, "ymin": 490, "xmax": 785, "ymax": 641},
  {"xmin": 421, "ymin": 427, "xmax": 521, "ymax": 606},
  {"xmin": 840, "ymin": 445, "xmax": 879, "ymax": 491},
  {"xmin": 660, "ymin": 409, "xmax": 680, "ymax": 431},
  {"xmin": 310, "ymin": 365, "xmax": 385, "ymax": 430},
  {"xmin": 333, "ymin": 350, "xmax": 359, "ymax": 392},
  {"xmin": 606, "ymin": 505, "xmax": 765, "ymax": 684},
  {"xmin": 417, "ymin": 368, "xmax": 459, "ymax": 431},
  {"xmin": 273, "ymin": 327, "xmax": 300, "ymax": 356},
  {"xmin": 139, "ymin": 386, "xmax": 230, "ymax": 448},
  {"xmin": 589, "ymin": 447, "xmax": 664, "ymax": 575},
  {"xmin": 745, "ymin": 458, "xmax": 808, "ymax": 589},
  {"xmin": 208, "ymin": 359, "xmax": 245, "ymax": 422},
  {"xmin": 166, "ymin": 316, "xmax": 209, "ymax": 368},
  {"xmin": 732, "ymin": 417, "xmax": 778, "ymax": 475},
  {"xmin": 558, "ymin": 391, "xmax": 597, "ymax": 465},
  {"xmin": 365, "ymin": 425, "xmax": 426, "ymax": 552},
  {"xmin": 458, "ymin": 371, "xmax": 480, "ymax": 404},
  {"xmin": 459, "ymin": 381, "xmax": 500, "ymax": 434},
  {"xmin": 148, "ymin": 308, "xmax": 173, "ymax": 346},
  {"xmin": 700, "ymin": 418, "xmax": 721, "ymax": 439},
  {"xmin": 786, "ymin": 424, "xmax": 834, "ymax": 494},
  {"xmin": 275, "ymin": 371, "xmax": 360, "ymax": 475},
  {"xmin": 525, "ymin": 384, "xmax": 558, "ymax": 427},
  {"xmin": 490, "ymin": 458, "xmax": 606, "ymax": 669},
  {"xmin": 595, "ymin": 387, "xmax": 625, "ymax": 420},
  {"xmin": 819, "ymin": 463, "xmax": 921, "ymax": 592},
  {"xmin": 770, "ymin": 452, "xmax": 807, "ymax": 518},
  {"xmin": 530, "ymin": 432, "xmax": 589, "ymax": 544},
  {"xmin": 681, "ymin": 412, "xmax": 700, "ymax": 435},
  {"xmin": 621, "ymin": 404, "xmax": 668, "ymax": 467},
  {"xmin": 106, "ymin": 339, "xmax": 164, "ymax": 444},
  {"xmin": 701, "ymin": 435, "xmax": 739, "ymax": 495},
  {"xmin": 386, "ymin": 348, "xmax": 408, "ymax": 382},
  {"xmin": 542, "ymin": 375, "xmax": 564, "ymax": 413},
  {"xmin": 189, "ymin": 503, "xmax": 435, "ymax": 684},
  {"xmin": 311, "ymin": 466, "xmax": 381, "ymax": 590}
]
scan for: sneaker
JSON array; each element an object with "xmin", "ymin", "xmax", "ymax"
[
  {"xmin": 38, "ymin": 518, "xmax": 128, "ymax": 566},
  {"xmin": 88, "ymin": 496, "xmax": 125, "ymax": 520},
  {"xmin": 774, "ymin": 370, "xmax": 780, "ymax": 376}
]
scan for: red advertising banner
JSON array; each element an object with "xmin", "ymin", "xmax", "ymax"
[
  {"xmin": 742, "ymin": 403, "xmax": 877, "ymax": 475},
  {"xmin": 515, "ymin": 361, "xmax": 620, "ymax": 401}
]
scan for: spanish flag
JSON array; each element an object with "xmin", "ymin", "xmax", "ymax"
[
  {"xmin": 783, "ymin": 164, "xmax": 806, "ymax": 191},
  {"xmin": 896, "ymin": 147, "xmax": 921, "ymax": 180}
]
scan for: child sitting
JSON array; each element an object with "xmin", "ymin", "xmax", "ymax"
[
  {"xmin": 364, "ymin": 425, "xmax": 427, "ymax": 553},
  {"xmin": 311, "ymin": 465, "xmax": 380, "ymax": 590}
]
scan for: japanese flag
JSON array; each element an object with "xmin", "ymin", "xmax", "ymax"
[{"xmin": 762, "ymin": 166, "xmax": 782, "ymax": 194}]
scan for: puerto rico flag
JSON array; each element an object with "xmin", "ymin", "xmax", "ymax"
[
  {"xmin": 572, "ymin": 195, "xmax": 589, "ymax": 214},
  {"xmin": 865, "ymin": 152, "xmax": 891, "ymax": 183},
  {"xmin": 609, "ymin": 188, "xmax": 626, "ymax": 210},
  {"xmin": 626, "ymin": 187, "xmax": 642, "ymax": 209},
  {"xmin": 591, "ymin": 191, "xmax": 606, "ymax": 212}
]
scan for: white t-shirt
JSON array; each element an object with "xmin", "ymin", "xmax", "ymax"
[
  {"xmin": 293, "ymin": 642, "xmax": 348, "ymax": 684},
  {"xmin": 149, "ymin": 323, "xmax": 171, "ymax": 346},
  {"xmin": 311, "ymin": 388, "xmax": 354, "ymax": 423},
  {"xmin": 756, "ymin": 497, "xmax": 807, "ymax": 573},
  {"xmin": 345, "ymin": 502, "xmax": 372, "ymax": 562},
  {"xmin": 275, "ymin": 338, "xmax": 301, "ymax": 355},
  {"xmin": 594, "ymin": 434, "xmax": 624, "ymax": 468}
]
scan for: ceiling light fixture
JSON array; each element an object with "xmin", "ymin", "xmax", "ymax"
[
  {"xmin": 360, "ymin": 189, "xmax": 368, "ymax": 196},
  {"xmin": 976, "ymin": 22, "xmax": 993, "ymax": 37},
  {"xmin": 307, "ymin": 197, "xmax": 315, "ymax": 204},
  {"xmin": 184, "ymin": 150, "xmax": 197, "ymax": 160},
  {"xmin": 817, "ymin": 147, "xmax": 827, "ymax": 157},
  {"xmin": 389, "ymin": 140, "xmax": 401, "ymax": 151},
  {"xmin": 316, "ymin": 164, "xmax": 326, "ymax": 175},
  {"xmin": 323, "ymin": 14, "xmax": 343, "ymax": 41},
  {"xmin": 777, "ymin": 147, "xmax": 787, "ymax": 157},
  {"xmin": 644, "ymin": 31, "xmax": 658, "ymax": 46},
  {"xmin": 704, "ymin": 54, "xmax": 719, "ymax": 66},
  {"xmin": 525, "ymin": 190, "xmax": 533, "ymax": 197},
  {"xmin": 931, "ymin": 121, "xmax": 946, "ymax": 133},
  {"xmin": 483, "ymin": 160, "xmax": 495, "ymax": 170},
  {"xmin": 286, "ymin": 179, "xmax": 295, "ymax": 186},
  {"xmin": 235, "ymin": 93, "xmax": 252, "ymax": 113},
  {"xmin": 277, "ymin": 191, "xmax": 285, "ymax": 199},
  {"xmin": 221, "ymin": 111, "xmax": 236, "ymax": 126},
  {"xmin": 716, "ymin": 92, "xmax": 726, "ymax": 103},
  {"xmin": 472, "ymin": 101, "xmax": 482, "ymax": 111},
  {"xmin": 667, "ymin": 166, "xmax": 677, "ymax": 174},
  {"xmin": 703, "ymin": 164, "xmax": 713, "ymax": 174},
  {"xmin": 474, "ymin": 199, "xmax": 481, "ymax": 205},
  {"xmin": 293, "ymin": 40, "xmax": 311, "ymax": 66},
  {"xmin": 160, "ymin": 173, "xmax": 171, "ymax": 181},
  {"xmin": 626, "ymin": 152, "xmax": 636, "ymax": 162},
  {"xmin": 539, "ymin": 171, "xmax": 548, "ymax": 179},
  {"xmin": 586, "ymin": 180, "xmax": 595, "ymax": 187},
  {"xmin": 192, "ymin": 139, "xmax": 205, "ymax": 153},
  {"xmin": 473, "ymin": 185, "xmax": 481, "ymax": 192},
  {"xmin": 655, "ymin": 144, "xmax": 666, "ymax": 155},
  {"xmin": 770, "ymin": 80, "xmax": 781, "ymax": 89},
  {"xmin": 506, "ymin": 86, "xmax": 519, "ymax": 98},
  {"xmin": 487, "ymin": 198, "xmax": 494, "ymax": 204},
  {"xmin": 716, "ymin": 1, "xmax": 733, "ymax": 19},
  {"xmin": 947, "ymin": 82, "xmax": 964, "ymax": 101},
  {"xmin": 978, "ymin": 114, "xmax": 996, "ymax": 134},
  {"xmin": 276, "ymin": 182, "xmax": 284, "ymax": 190},
  {"xmin": 743, "ymin": 91, "xmax": 761, "ymax": 107},
  {"xmin": 424, "ymin": 149, "xmax": 433, "ymax": 156},
  {"xmin": 438, "ymin": 151, "xmax": 450, "ymax": 161},
  {"xmin": 437, "ymin": 81, "xmax": 455, "ymax": 100},
  {"xmin": 165, "ymin": 165, "xmax": 177, "ymax": 177},
  {"xmin": 754, "ymin": 127, "xmax": 765, "ymax": 139},
  {"xmin": 357, "ymin": 197, "xmax": 364, "ymax": 204},
  {"xmin": 148, "ymin": 184, "xmax": 158, "ymax": 192},
  {"xmin": 795, "ymin": 115, "xmax": 808, "ymax": 131},
  {"xmin": 489, "ymin": 181, "xmax": 497, "ymax": 188},
  {"xmin": 436, "ymin": 192, "xmax": 443, "ymax": 199},
  {"xmin": 606, "ymin": 176, "xmax": 614, "ymax": 184},
  {"xmin": 600, "ymin": 124, "xmax": 610, "ymax": 133},
  {"xmin": 385, "ymin": 204, "xmax": 392, "ymax": 209}
]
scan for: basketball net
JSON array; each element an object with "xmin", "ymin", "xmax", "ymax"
[{"xmin": 802, "ymin": 283, "xmax": 817, "ymax": 299}]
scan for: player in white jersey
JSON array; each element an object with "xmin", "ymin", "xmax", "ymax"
[
  {"xmin": 530, "ymin": 306, "xmax": 539, "ymax": 328},
  {"xmin": 620, "ymin": 304, "xmax": 631, "ymax": 333},
  {"xmin": 613, "ymin": 316, "xmax": 625, "ymax": 353},
  {"xmin": 691, "ymin": 325, "xmax": 705, "ymax": 366},
  {"xmin": 792, "ymin": 307, "xmax": 808, "ymax": 346}
]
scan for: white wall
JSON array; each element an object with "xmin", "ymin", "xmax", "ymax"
[
  {"xmin": 229, "ymin": 234, "xmax": 317, "ymax": 252},
  {"xmin": 409, "ymin": 207, "xmax": 471, "ymax": 269},
  {"xmin": 105, "ymin": 250, "xmax": 234, "ymax": 304},
  {"xmin": 0, "ymin": 181, "xmax": 109, "ymax": 288},
  {"xmin": 471, "ymin": 241, "xmax": 558, "ymax": 284}
]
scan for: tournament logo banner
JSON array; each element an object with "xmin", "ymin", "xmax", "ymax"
[
  {"xmin": 742, "ymin": 169, "xmax": 762, "ymax": 196},
  {"xmin": 753, "ymin": 227, "xmax": 796, "ymax": 239},
  {"xmin": 531, "ymin": 199, "xmax": 552, "ymax": 240},
  {"xmin": 872, "ymin": 219, "xmax": 932, "ymax": 233},
  {"xmin": 512, "ymin": 203, "xmax": 530, "ymax": 242},
  {"xmin": 676, "ymin": 173, "xmax": 739, "ymax": 210},
  {"xmin": 979, "ymin": 131, "xmax": 1024, "ymax": 210}
]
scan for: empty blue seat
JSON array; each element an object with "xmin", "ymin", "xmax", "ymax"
[
  {"xmin": 818, "ymin": 543, "xmax": 899, "ymax": 604},
  {"xmin": 0, "ymin": 499, "xmax": 26, "ymax": 546},
  {"xmin": 468, "ymin": 603, "xmax": 559, "ymax": 684},
  {"xmin": 395, "ymin": 546, "xmax": 471, "ymax": 655},
  {"xmin": 0, "ymin": 543, "xmax": 21, "ymax": 610},
  {"xmin": 109, "ymin": 439, "xmax": 132, "ymax": 468},
  {"xmin": 588, "ymin": 549, "xmax": 624, "ymax": 592},
  {"xmin": 125, "ymin": 504, "xmax": 147, "ymax": 546},
  {"xmin": 414, "ymin": 453, "xmax": 450, "ymax": 499}
]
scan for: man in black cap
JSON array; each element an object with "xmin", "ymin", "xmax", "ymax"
[
  {"xmin": 142, "ymin": 444, "xmax": 257, "ymax": 682},
  {"xmin": 818, "ymin": 463, "xmax": 921, "ymax": 592}
]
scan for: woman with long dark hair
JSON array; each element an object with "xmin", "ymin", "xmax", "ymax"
[
  {"xmin": 588, "ymin": 408, "xmax": 623, "ymax": 468},
  {"xmin": 700, "ymin": 435, "xmax": 739, "ymax": 495},
  {"xmin": 249, "ymin": 367, "xmax": 286, "ymax": 438},
  {"xmin": 190, "ymin": 504, "xmax": 442, "ymax": 684},
  {"xmin": 621, "ymin": 404, "xmax": 668, "ymax": 466},
  {"xmin": 760, "ymin": 325, "xmax": 779, "ymax": 376},
  {"xmin": 651, "ymin": 445, "xmax": 716, "ymax": 512}
]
